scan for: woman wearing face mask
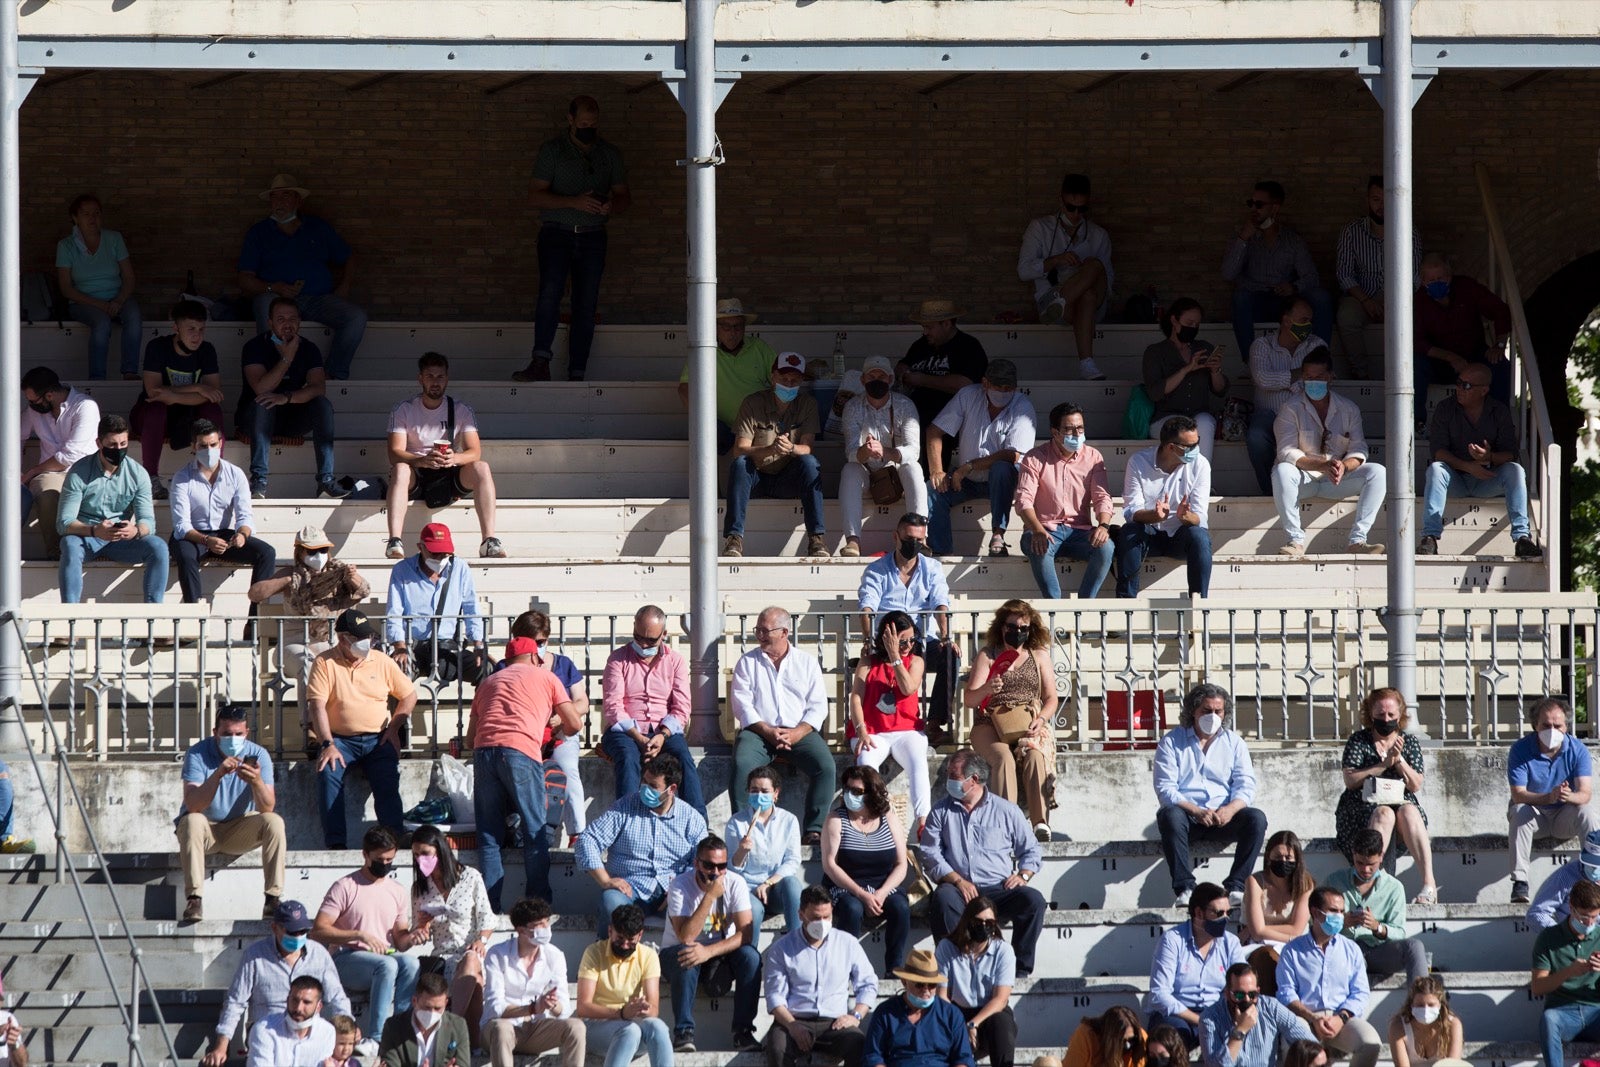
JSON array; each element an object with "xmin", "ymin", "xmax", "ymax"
[
  {"xmin": 407, "ymin": 825, "xmax": 494, "ymax": 1040},
  {"xmin": 1060, "ymin": 1005, "xmax": 1144, "ymax": 1067},
  {"xmin": 849, "ymin": 610, "xmax": 931, "ymax": 837},
  {"xmin": 1335, "ymin": 687, "xmax": 1438, "ymax": 905},
  {"xmin": 725, "ymin": 765, "xmax": 802, "ymax": 947},
  {"xmin": 935, "ymin": 896, "xmax": 1018, "ymax": 1067},
  {"xmin": 1241, "ymin": 830, "xmax": 1314, "ymax": 995},
  {"xmin": 1142, "ymin": 1026, "xmax": 1186, "ymax": 1067},
  {"xmin": 964, "ymin": 599, "xmax": 1058, "ymax": 840},
  {"xmin": 1387, "ymin": 975, "xmax": 1463, "ymax": 1067},
  {"xmin": 1143, "ymin": 297, "xmax": 1227, "ymax": 466},
  {"xmin": 249, "ymin": 525, "xmax": 370, "ymax": 756},
  {"xmin": 56, "ymin": 193, "xmax": 144, "ymax": 381},
  {"xmin": 820, "ymin": 765, "xmax": 912, "ymax": 976}
]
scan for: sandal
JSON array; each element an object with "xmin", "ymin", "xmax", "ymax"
[{"xmin": 1411, "ymin": 884, "xmax": 1439, "ymax": 906}]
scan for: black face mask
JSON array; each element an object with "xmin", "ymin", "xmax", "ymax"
[
  {"xmin": 367, "ymin": 859, "xmax": 392, "ymax": 878},
  {"xmin": 864, "ymin": 380, "xmax": 891, "ymax": 400},
  {"xmin": 1372, "ymin": 718, "xmax": 1400, "ymax": 736},
  {"xmin": 101, "ymin": 445, "xmax": 127, "ymax": 467},
  {"xmin": 1176, "ymin": 324, "xmax": 1201, "ymax": 344},
  {"xmin": 573, "ymin": 127, "xmax": 599, "ymax": 145},
  {"xmin": 898, "ymin": 538, "xmax": 923, "ymax": 560},
  {"xmin": 609, "ymin": 940, "xmax": 636, "ymax": 958},
  {"xmin": 27, "ymin": 399, "xmax": 53, "ymax": 414},
  {"xmin": 1269, "ymin": 859, "xmax": 1298, "ymax": 879},
  {"xmin": 1149, "ymin": 1057, "xmax": 1172, "ymax": 1067},
  {"xmin": 1369, "ymin": 210, "xmax": 1384, "ymax": 226},
  {"xmin": 1002, "ymin": 626, "xmax": 1030, "ymax": 649}
]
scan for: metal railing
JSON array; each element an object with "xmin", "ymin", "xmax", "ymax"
[
  {"xmin": 1477, "ymin": 162, "xmax": 1561, "ymax": 592},
  {"xmin": 2, "ymin": 611, "xmax": 179, "ymax": 1067},
  {"xmin": 15, "ymin": 594, "xmax": 1598, "ymax": 758}
]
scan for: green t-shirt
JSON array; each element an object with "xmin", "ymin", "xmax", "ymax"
[
  {"xmin": 532, "ymin": 134, "xmax": 627, "ymax": 228},
  {"xmin": 1533, "ymin": 919, "xmax": 1600, "ymax": 1008},
  {"xmin": 680, "ymin": 338, "xmax": 778, "ymax": 427}
]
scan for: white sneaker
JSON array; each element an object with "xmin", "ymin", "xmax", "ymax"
[
  {"xmin": 1033, "ymin": 822, "xmax": 1051, "ymax": 842},
  {"xmin": 1228, "ymin": 889, "xmax": 1245, "ymax": 907},
  {"xmin": 1174, "ymin": 889, "xmax": 1191, "ymax": 908},
  {"xmin": 1040, "ymin": 296, "xmax": 1067, "ymax": 324},
  {"xmin": 1079, "ymin": 357, "xmax": 1106, "ymax": 381}
]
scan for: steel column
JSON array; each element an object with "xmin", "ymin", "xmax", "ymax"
[{"xmin": 0, "ymin": 0, "xmax": 27, "ymax": 754}]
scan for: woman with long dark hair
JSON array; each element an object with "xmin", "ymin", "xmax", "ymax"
[
  {"xmin": 848, "ymin": 609, "xmax": 930, "ymax": 835},
  {"xmin": 1062, "ymin": 1004, "xmax": 1145, "ymax": 1067},
  {"xmin": 820, "ymin": 764, "xmax": 911, "ymax": 976},
  {"xmin": 936, "ymin": 894, "xmax": 1018, "ymax": 1067},
  {"xmin": 408, "ymin": 824, "xmax": 494, "ymax": 1033}
]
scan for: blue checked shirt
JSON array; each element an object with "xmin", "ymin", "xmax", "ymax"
[
  {"xmin": 1200, "ymin": 992, "xmax": 1315, "ymax": 1067},
  {"xmin": 576, "ymin": 792, "xmax": 708, "ymax": 901}
]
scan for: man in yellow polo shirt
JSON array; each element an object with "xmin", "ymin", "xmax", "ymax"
[
  {"xmin": 678, "ymin": 298, "xmax": 777, "ymax": 454},
  {"xmin": 575, "ymin": 904, "xmax": 670, "ymax": 1064},
  {"xmin": 307, "ymin": 609, "xmax": 417, "ymax": 849}
]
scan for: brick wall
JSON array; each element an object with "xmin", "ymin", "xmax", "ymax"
[{"xmin": 19, "ymin": 68, "xmax": 1600, "ymax": 326}]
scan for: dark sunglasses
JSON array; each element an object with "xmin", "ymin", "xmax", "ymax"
[
  {"xmin": 1230, "ymin": 990, "xmax": 1260, "ymax": 1003},
  {"xmin": 698, "ymin": 860, "xmax": 729, "ymax": 871},
  {"xmin": 631, "ymin": 633, "xmax": 663, "ymax": 646},
  {"xmin": 1245, "ymin": 199, "xmax": 1271, "ymax": 209},
  {"xmin": 1004, "ymin": 625, "xmax": 1032, "ymax": 635},
  {"xmin": 1454, "ymin": 380, "xmax": 1478, "ymax": 390},
  {"xmin": 1061, "ymin": 202, "xmax": 1089, "ymax": 215},
  {"xmin": 845, "ymin": 786, "xmax": 867, "ymax": 798}
]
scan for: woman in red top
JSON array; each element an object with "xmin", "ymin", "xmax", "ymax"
[{"xmin": 848, "ymin": 610, "xmax": 930, "ymax": 836}]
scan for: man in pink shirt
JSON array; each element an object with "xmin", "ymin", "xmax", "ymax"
[
  {"xmin": 600, "ymin": 605, "xmax": 706, "ymax": 815},
  {"xmin": 1016, "ymin": 401, "xmax": 1116, "ymax": 600}
]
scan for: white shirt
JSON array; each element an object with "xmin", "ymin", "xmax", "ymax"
[
  {"xmin": 1248, "ymin": 333, "xmax": 1326, "ymax": 411},
  {"xmin": 387, "ymin": 394, "xmax": 480, "ymax": 457},
  {"xmin": 931, "ymin": 384, "xmax": 1037, "ymax": 483},
  {"xmin": 840, "ymin": 392, "xmax": 921, "ymax": 470},
  {"xmin": 481, "ymin": 938, "xmax": 571, "ymax": 1033},
  {"xmin": 1122, "ymin": 446, "xmax": 1211, "ymax": 535},
  {"xmin": 662, "ymin": 866, "xmax": 754, "ymax": 949},
  {"xmin": 1017, "ymin": 213, "xmax": 1115, "ymax": 308},
  {"xmin": 244, "ymin": 1012, "xmax": 335, "ymax": 1067},
  {"xmin": 0, "ymin": 1010, "xmax": 18, "ymax": 1063},
  {"xmin": 1274, "ymin": 387, "xmax": 1371, "ymax": 468},
  {"xmin": 170, "ymin": 458, "xmax": 254, "ymax": 539},
  {"xmin": 413, "ymin": 1017, "xmax": 439, "ymax": 1067},
  {"xmin": 730, "ymin": 645, "xmax": 827, "ymax": 731},
  {"xmin": 21, "ymin": 387, "xmax": 100, "ymax": 470}
]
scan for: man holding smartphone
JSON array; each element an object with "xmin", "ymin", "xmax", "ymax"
[
  {"xmin": 56, "ymin": 412, "xmax": 169, "ymax": 603},
  {"xmin": 176, "ymin": 704, "xmax": 284, "ymax": 924}
]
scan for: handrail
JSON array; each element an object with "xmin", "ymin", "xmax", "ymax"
[
  {"xmin": 1474, "ymin": 162, "xmax": 1561, "ymax": 592},
  {"xmin": 1, "ymin": 611, "xmax": 179, "ymax": 1067}
]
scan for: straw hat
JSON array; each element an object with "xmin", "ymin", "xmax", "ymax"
[
  {"xmin": 890, "ymin": 948, "xmax": 947, "ymax": 986},
  {"xmin": 259, "ymin": 173, "xmax": 311, "ymax": 200},
  {"xmin": 910, "ymin": 298, "xmax": 962, "ymax": 324},
  {"xmin": 716, "ymin": 298, "xmax": 758, "ymax": 324}
]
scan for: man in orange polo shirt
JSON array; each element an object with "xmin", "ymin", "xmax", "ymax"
[
  {"xmin": 308, "ymin": 609, "xmax": 418, "ymax": 849},
  {"xmin": 468, "ymin": 636, "xmax": 582, "ymax": 910}
]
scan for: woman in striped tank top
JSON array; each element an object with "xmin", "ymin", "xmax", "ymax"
[{"xmin": 820, "ymin": 765, "xmax": 911, "ymax": 976}]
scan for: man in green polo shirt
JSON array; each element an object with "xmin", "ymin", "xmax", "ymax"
[
  {"xmin": 678, "ymin": 297, "xmax": 778, "ymax": 453},
  {"xmin": 56, "ymin": 413, "xmax": 169, "ymax": 603},
  {"xmin": 1533, "ymin": 876, "xmax": 1600, "ymax": 1067},
  {"xmin": 514, "ymin": 94, "xmax": 631, "ymax": 384}
]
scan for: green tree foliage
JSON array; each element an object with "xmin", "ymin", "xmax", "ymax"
[{"xmin": 1572, "ymin": 308, "xmax": 1600, "ymax": 591}]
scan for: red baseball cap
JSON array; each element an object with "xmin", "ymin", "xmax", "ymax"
[
  {"xmin": 420, "ymin": 523, "xmax": 454, "ymax": 554},
  {"xmin": 506, "ymin": 636, "xmax": 540, "ymax": 660}
]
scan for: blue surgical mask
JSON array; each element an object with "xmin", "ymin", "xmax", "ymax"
[
  {"xmin": 630, "ymin": 640, "xmax": 658, "ymax": 659},
  {"xmin": 773, "ymin": 383, "xmax": 800, "ymax": 403},
  {"xmin": 218, "ymin": 735, "xmax": 246, "ymax": 758},
  {"xmin": 640, "ymin": 784, "xmax": 664, "ymax": 808},
  {"xmin": 1586, "ymin": 865, "xmax": 1600, "ymax": 885},
  {"xmin": 1424, "ymin": 280, "xmax": 1451, "ymax": 300},
  {"xmin": 946, "ymin": 777, "xmax": 968, "ymax": 800},
  {"xmin": 279, "ymin": 934, "xmax": 307, "ymax": 954},
  {"xmin": 1319, "ymin": 912, "xmax": 1345, "ymax": 937},
  {"xmin": 986, "ymin": 388, "xmax": 1013, "ymax": 408},
  {"xmin": 1060, "ymin": 434, "xmax": 1084, "ymax": 453},
  {"xmin": 842, "ymin": 791, "xmax": 865, "ymax": 813},
  {"xmin": 197, "ymin": 445, "xmax": 222, "ymax": 470},
  {"xmin": 1181, "ymin": 445, "xmax": 1199, "ymax": 465},
  {"xmin": 1577, "ymin": 917, "xmax": 1600, "ymax": 937},
  {"xmin": 1303, "ymin": 380, "xmax": 1329, "ymax": 402},
  {"xmin": 747, "ymin": 792, "xmax": 774, "ymax": 813},
  {"xmin": 906, "ymin": 991, "xmax": 936, "ymax": 1009}
]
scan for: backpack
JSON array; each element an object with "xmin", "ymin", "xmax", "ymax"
[
  {"xmin": 20, "ymin": 273, "xmax": 56, "ymax": 323},
  {"xmin": 1122, "ymin": 384, "xmax": 1155, "ymax": 439},
  {"xmin": 542, "ymin": 762, "xmax": 568, "ymax": 846}
]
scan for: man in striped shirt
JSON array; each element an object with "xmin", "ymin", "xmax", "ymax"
[{"xmin": 1334, "ymin": 175, "xmax": 1421, "ymax": 380}]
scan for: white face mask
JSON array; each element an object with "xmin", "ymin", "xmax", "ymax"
[
  {"xmin": 1540, "ymin": 727, "xmax": 1565, "ymax": 751},
  {"xmin": 422, "ymin": 555, "xmax": 447, "ymax": 575},
  {"xmin": 351, "ymin": 638, "xmax": 372, "ymax": 657},
  {"xmin": 986, "ymin": 388, "xmax": 1013, "ymax": 408},
  {"xmin": 303, "ymin": 551, "xmax": 329, "ymax": 572},
  {"xmin": 1197, "ymin": 712, "xmax": 1223, "ymax": 737},
  {"xmin": 804, "ymin": 918, "xmax": 831, "ymax": 941},
  {"xmin": 413, "ymin": 1008, "xmax": 442, "ymax": 1031},
  {"xmin": 1411, "ymin": 1004, "xmax": 1441, "ymax": 1025},
  {"xmin": 197, "ymin": 445, "xmax": 222, "ymax": 469},
  {"xmin": 288, "ymin": 1013, "xmax": 314, "ymax": 1034}
]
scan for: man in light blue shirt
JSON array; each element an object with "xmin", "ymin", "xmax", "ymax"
[
  {"xmin": 762, "ymin": 884, "xmax": 877, "ymax": 1066},
  {"xmin": 1508, "ymin": 695, "xmax": 1598, "ymax": 904},
  {"xmin": 56, "ymin": 412, "xmax": 168, "ymax": 603},
  {"xmin": 1153, "ymin": 683, "xmax": 1267, "ymax": 907},
  {"xmin": 1529, "ymin": 829, "xmax": 1600, "ymax": 928},
  {"xmin": 575, "ymin": 753, "xmax": 707, "ymax": 933},
  {"xmin": 244, "ymin": 975, "xmax": 336, "ymax": 1067},
  {"xmin": 1200, "ymin": 962, "xmax": 1314, "ymax": 1067},
  {"xmin": 169, "ymin": 419, "xmax": 277, "ymax": 613},
  {"xmin": 176, "ymin": 704, "xmax": 283, "ymax": 924},
  {"xmin": 922, "ymin": 750, "xmax": 1045, "ymax": 977},
  {"xmin": 385, "ymin": 521, "xmax": 484, "ymax": 682},
  {"xmin": 1147, "ymin": 883, "xmax": 1249, "ymax": 1045},
  {"xmin": 1275, "ymin": 888, "xmax": 1380, "ymax": 1067}
]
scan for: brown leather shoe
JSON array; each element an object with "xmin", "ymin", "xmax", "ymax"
[{"xmin": 511, "ymin": 359, "xmax": 552, "ymax": 382}]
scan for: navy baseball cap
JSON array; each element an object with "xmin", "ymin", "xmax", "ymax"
[{"xmin": 273, "ymin": 900, "xmax": 313, "ymax": 933}]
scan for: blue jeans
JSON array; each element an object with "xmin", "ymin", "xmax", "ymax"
[
  {"xmin": 723, "ymin": 454, "xmax": 825, "ymax": 537},
  {"xmin": 334, "ymin": 947, "xmax": 419, "ymax": 1040},
  {"xmin": 532, "ymin": 226, "xmax": 608, "ymax": 381},
  {"xmin": 928, "ymin": 460, "xmax": 1019, "ymax": 555},
  {"xmin": 0, "ymin": 758, "xmax": 14, "ymax": 839},
  {"xmin": 1231, "ymin": 287, "xmax": 1334, "ymax": 362},
  {"xmin": 1543, "ymin": 1002, "xmax": 1600, "ymax": 1067},
  {"xmin": 252, "ymin": 293, "xmax": 369, "ymax": 380},
  {"xmin": 319, "ymin": 733, "xmax": 404, "ymax": 849},
  {"xmin": 68, "ymin": 299, "xmax": 144, "ymax": 378},
  {"xmin": 595, "ymin": 887, "xmax": 666, "ymax": 941},
  {"xmin": 1414, "ymin": 352, "xmax": 1512, "ymax": 427},
  {"xmin": 660, "ymin": 941, "xmax": 761, "ymax": 1036},
  {"xmin": 832, "ymin": 886, "xmax": 912, "ymax": 974},
  {"xmin": 745, "ymin": 875, "xmax": 802, "ymax": 943},
  {"xmin": 1022, "ymin": 525, "xmax": 1114, "ymax": 599},
  {"xmin": 586, "ymin": 1017, "xmax": 671, "ymax": 1067},
  {"xmin": 1422, "ymin": 460, "xmax": 1531, "ymax": 541},
  {"xmin": 1273, "ymin": 462, "xmax": 1386, "ymax": 545},
  {"xmin": 58, "ymin": 534, "xmax": 169, "ymax": 603},
  {"xmin": 599, "ymin": 729, "xmax": 706, "ymax": 816},
  {"xmin": 1246, "ymin": 405, "xmax": 1279, "ymax": 495},
  {"xmin": 1114, "ymin": 523, "xmax": 1212, "ymax": 598},
  {"xmin": 242, "ymin": 395, "xmax": 337, "ymax": 484},
  {"xmin": 473, "ymin": 746, "xmax": 551, "ymax": 910}
]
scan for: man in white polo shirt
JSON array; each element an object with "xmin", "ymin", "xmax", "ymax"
[{"xmin": 1114, "ymin": 414, "xmax": 1212, "ymax": 599}]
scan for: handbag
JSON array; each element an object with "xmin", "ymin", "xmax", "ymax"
[
  {"xmin": 988, "ymin": 702, "xmax": 1037, "ymax": 744},
  {"xmin": 866, "ymin": 403, "xmax": 905, "ymax": 505},
  {"xmin": 410, "ymin": 556, "xmax": 489, "ymax": 686},
  {"xmin": 1222, "ymin": 394, "xmax": 1254, "ymax": 442},
  {"xmin": 1363, "ymin": 775, "xmax": 1406, "ymax": 806}
]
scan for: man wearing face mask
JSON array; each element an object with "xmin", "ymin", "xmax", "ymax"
[
  {"xmin": 723, "ymin": 351, "xmax": 828, "ymax": 558},
  {"xmin": 602, "ymin": 605, "xmax": 705, "ymax": 815},
  {"xmin": 1222, "ymin": 181, "xmax": 1332, "ymax": 362},
  {"xmin": 1270, "ymin": 348, "xmax": 1387, "ymax": 557},
  {"xmin": 1325, "ymin": 828, "xmax": 1428, "ymax": 983},
  {"xmin": 1334, "ymin": 175, "xmax": 1420, "ymax": 381},
  {"xmin": 482, "ymin": 897, "xmax": 585, "ymax": 1067},
  {"xmin": 1509, "ymin": 696, "xmax": 1599, "ymax": 905},
  {"xmin": 246, "ymin": 976, "xmax": 338, "ymax": 1067},
  {"xmin": 176, "ymin": 703, "xmax": 284, "ymax": 924},
  {"xmin": 839, "ymin": 356, "xmax": 926, "ymax": 557},
  {"xmin": 1412, "ymin": 252, "xmax": 1512, "ymax": 429},
  {"xmin": 927, "ymin": 359, "xmax": 1037, "ymax": 557},
  {"xmin": 1147, "ymin": 883, "xmax": 1251, "ymax": 1046},
  {"xmin": 1016, "ymin": 401, "xmax": 1115, "ymax": 600},
  {"xmin": 1534, "ymin": 877, "xmax": 1600, "ymax": 1067},
  {"xmin": 677, "ymin": 298, "xmax": 777, "ymax": 453},
  {"xmin": 20, "ymin": 365, "xmax": 100, "ymax": 561},
  {"xmin": 376, "ymin": 972, "xmax": 472, "ymax": 1067},
  {"xmin": 864, "ymin": 948, "xmax": 975, "ymax": 1067},
  {"xmin": 56, "ymin": 413, "xmax": 168, "ymax": 604},
  {"xmin": 1529, "ymin": 830, "xmax": 1600, "ymax": 929},
  {"xmin": 1199, "ymin": 963, "xmax": 1314, "ymax": 1067},
  {"xmin": 762, "ymin": 884, "xmax": 878, "ymax": 1067},
  {"xmin": 236, "ymin": 297, "xmax": 347, "ymax": 499},
  {"xmin": 576, "ymin": 904, "xmax": 672, "ymax": 1067},
  {"xmin": 205, "ymin": 900, "xmax": 351, "ymax": 1067},
  {"xmin": 1153, "ymin": 684, "xmax": 1266, "ymax": 910},
  {"xmin": 1274, "ymin": 888, "xmax": 1378, "ymax": 1067},
  {"xmin": 169, "ymin": 419, "xmax": 277, "ymax": 620},
  {"xmin": 239, "ymin": 174, "xmax": 367, "ymax": 380},
  {"xmin": 1245, "ymin": 296, "xmax": 1324, "ymax": 494},
  {"xmin": 661, "ymin": 835, "xmax": 762, "ymax": 1053},
  {"xmin": 576, "ymin": 753, "xmax": 708, "ymax": 934},
  {"xmin": 1017, "ymin": 172, "xmax": 1112, "ymax": 382},
  {"xmin": 1115, "ymin": 414, "xmax": 1212, "ymax": 599},
  {"xmin": 386, "ymin": 521, "xmax": 486, "ymax": 683},
  {"xmin": 314, "ymin": 827, "xmax": 425, "ymax": 1044},
  {"xmin": 307, "ymin": 610, "xmax": 418, "ymax": 849}
]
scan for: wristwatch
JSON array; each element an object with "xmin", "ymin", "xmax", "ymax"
[
  {"xmin": 1229, "ymin": 1029, "xmax": 1246, "ymax": 1042},
  {"xmin": 851, "ymin": 1008, "xmax": 868, "ymax": 1021},
  {"xmin": 1337, "ymin": 1009, "xmax": 1354, "ymax": 1022}
]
